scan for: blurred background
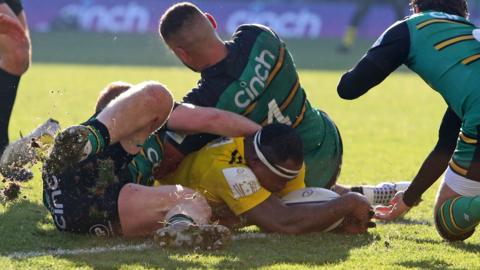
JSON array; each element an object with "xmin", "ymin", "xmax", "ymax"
[{"xmin": 25, "ymin": 0, "xmax": 480, "ymax": 70}]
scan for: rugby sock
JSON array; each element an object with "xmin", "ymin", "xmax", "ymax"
[
  {"xmin": 436, "ymin": 196, "xmax": 480, "ymax": 240},
  {"xmin": 0, "ymin": 68, "xmax": 20, "ymax": 154},
  {"xmin": 167, "ymin": 214, "xmax": 195, "ymax": 226},
  {"xmin": 83, "ymin": 119, "xmax": 110, "ymax": 157}
]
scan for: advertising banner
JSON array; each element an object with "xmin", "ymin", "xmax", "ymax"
[{"xmin": 23, "ymin": 0, "xmax": 480, "ymax": 38}]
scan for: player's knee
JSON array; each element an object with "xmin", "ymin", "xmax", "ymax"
[
  {"xmin": 141, "ymin": 81, "xmax": 174, "ymax": 111},
  {"xmin": 434, "ymin": 208, "xmax": 476, "ymax": 242}
]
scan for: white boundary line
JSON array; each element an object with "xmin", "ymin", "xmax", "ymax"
[{"xmin": 4, "ymin": 233, "xmax": 267, "ymax": 259}]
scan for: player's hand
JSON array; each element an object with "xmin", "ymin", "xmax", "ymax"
[
  {"xmin": 0, "ymin": 14, "xmax": 26, "ymax": 42},
  {"xmin": 374, "ymin": 191, "xmax": 410, "ymax": 221},
  {"xmin": 341, "ymin": 192, "xmax": 374, "ymax": 233}
]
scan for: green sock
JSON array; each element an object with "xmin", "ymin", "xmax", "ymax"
[
  {"xmin": 437, "ymin": 196, "xmax": 480, "ymax": 238},
  {"xmin": 83, "ymin": 119, "xmax": 110, "ymax": 158}
]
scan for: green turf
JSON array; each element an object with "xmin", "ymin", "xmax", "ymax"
[
  {"xmin": 30, "ymin": 32, "xmax": 375, "ymax": 70},
  {"xmin": 0, "ymin": 62, "xmax": 478, "ymax": 270}
]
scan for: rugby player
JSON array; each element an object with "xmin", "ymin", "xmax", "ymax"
[
  {"xmin": 338, "ymin": 0, "xmax": 480, "ymax": 241},
  {"xmin": 0, "ymin": 0, "xmax": 31, "ymax": 179},
  {"xmin": 157, "ymin": 2, "xmax": 408, "ymax": 206},
  {"xmin": 42, "ymin": 81, "xmax": 260, "ymax": 249},
  {"xmin": 159, "ymin": 123, "xmax": 375, "ymax": 234}
]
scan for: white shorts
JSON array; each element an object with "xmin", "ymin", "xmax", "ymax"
[{"xmin": 444, "ymin": 166, "xmax": 480, "ymax": 196}]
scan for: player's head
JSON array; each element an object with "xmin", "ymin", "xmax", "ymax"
[
  {"xmin": 410, "ymin": 0, "xmax": 468, "ymax": 17},
  {"xmin": 249, "ymin": 124, "xmax": 304, "ymax": 192},
  {"xmin": 159, "ymin": 2, "xmax": 220, "ymax": 72},
  {"xmin": 95, "ymin": 81, "xmax": 132, "ymax": 113}
]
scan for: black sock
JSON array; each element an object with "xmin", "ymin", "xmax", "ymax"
[
  {"xmin": 350, "ymin": 186, "xmax": 363, "ymax": 194},
  {"xmin": 0, "ymin": 68, "xmax": 20, "ymax": 153}
]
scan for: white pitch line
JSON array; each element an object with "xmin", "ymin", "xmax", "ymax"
[{"xmin": 4, "ymin": 233, "xmax": 267, "ymax": 259}]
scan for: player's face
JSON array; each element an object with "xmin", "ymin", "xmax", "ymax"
[{"xmin": 252, "ymin": 158, "xmax": 300, "ymax": 193}]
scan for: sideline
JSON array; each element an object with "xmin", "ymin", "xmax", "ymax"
[{"xmin": 4, "ymin": 233, "xmax": 267, "ymax": 259}]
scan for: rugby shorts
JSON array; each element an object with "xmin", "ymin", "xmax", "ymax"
[
  {"xmin": 304, "ymin": 111, "xmax": 343, "ymax": 188},
  {"xmin": 42, "ymin": 143, "xmax": 133, "ymax": 237}
]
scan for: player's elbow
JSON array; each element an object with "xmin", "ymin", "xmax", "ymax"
[{"xmin": 337, "ymin": 79, "xmax": 357, "ymax": 100}]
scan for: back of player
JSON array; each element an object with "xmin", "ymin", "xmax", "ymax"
[
  {"xmin": 183, "ymin": 24, "xmax": 342, "ymax": 188},
  {"xmin": 405, "ymin": 11, "xmax": 480, "ymax": 173}
]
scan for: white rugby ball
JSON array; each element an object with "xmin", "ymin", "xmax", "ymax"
[{"xmin": 281, "ymin": 187, "xmax": 344, "ymax": 232}]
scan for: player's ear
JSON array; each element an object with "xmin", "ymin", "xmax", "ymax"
[{"xmin": 205, "ymin": 13, "xmax": 217, "ymax": 29}]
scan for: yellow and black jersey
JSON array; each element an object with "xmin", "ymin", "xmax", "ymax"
[{"xmin": 160, "ymin": 137, "xmax": 305, "ymax": 215}]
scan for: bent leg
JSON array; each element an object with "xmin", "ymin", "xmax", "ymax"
[
  {"xmin": 434, "ymin": 168, "xmax": 480, "ymax": 241},
  {"xmin": 0, "ymin": 5, "xmax": 30, "ymax": 153},
  {"xmin": 118, "ymin": 183, "xmax": 211, "ymax": 237},
  {"xmin": 96, "ymin": 81, "xmax": 174, "ymax": 147}
]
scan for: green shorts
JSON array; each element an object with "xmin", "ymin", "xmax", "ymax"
[
  {"xmin": 450, "ymin": 109, "xmax": 480, "ymax": 180},
  {"xmin": 303, "ymin": 112, "xmax": 342, "ymax": 188}
]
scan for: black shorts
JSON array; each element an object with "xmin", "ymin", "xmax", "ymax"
[
  {"xmin": 42, "ymin": 143, "xmax": 133, "ymax": 237},
  {"xmin": 0, "ymin": 0, "xmax": 23, "ymax": 16}
]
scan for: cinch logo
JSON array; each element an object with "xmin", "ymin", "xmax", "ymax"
[
  {"xmin": 234, "ymin": 49, "xmax": 275, "ymax": 108},
  {"xmin": 226, "ymin": 9, "xmax": 322, "ymax": 38},
  {"xmin": 60, "ymin": 2, "xmax": 150, "ymax": 33},
  {"xmin": 46, "ymin": 175, "xmax": 67, "ymax": 230}
]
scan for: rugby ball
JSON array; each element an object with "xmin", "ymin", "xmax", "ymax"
[{"xmin": 281, "ymin": 187, "xmax": 344, "ymax": 232}]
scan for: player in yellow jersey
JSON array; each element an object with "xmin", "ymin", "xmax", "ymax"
[{"xmin": 160, "ymin": 124, "xmax": 375, "ymax": 234}]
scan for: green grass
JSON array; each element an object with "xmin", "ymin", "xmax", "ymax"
[
  {"xmin": 0, "ymin": 32, "xmax": 479, "ymax": 269},
  {"xmin": 0, "ymin": 63, "xmax": 478, "ymax": 270},
  {"xmin": 30, "ymin": 32, "xmax": 375, "ymax": 70}
]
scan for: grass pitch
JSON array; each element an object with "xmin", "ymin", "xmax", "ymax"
[{"xmin": 0, "ymin": 33, "xmax": 479, "ymax": 269}]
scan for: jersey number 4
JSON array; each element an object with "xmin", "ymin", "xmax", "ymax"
[{"xmin": 267, "ymin": 99, "xmax": 292, "ymax": 125}]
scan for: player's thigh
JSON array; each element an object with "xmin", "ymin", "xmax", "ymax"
[
  {"xmin": 97, "ymin": 81, "xmax": 173, "ymax": 135},
  {"xmin": 0, "ymin": 4, "xmax": 29, "ymax": 75},
  {"xmin": 434, "ymin": 167, "xmax": 480, "ymax": 213},
  {"xmin": 117, "ymin": 184, "xmax": 210, "ymax": 236}
]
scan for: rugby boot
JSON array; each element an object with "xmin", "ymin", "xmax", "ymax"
[
  {"xmin": 0, "ymin": 119, "xmax": 60, "ymax": 181},
  {"xmin": 154, "ymin": 222, "xmax": 231, "ymax": 250},
  {"xmin": 362, "ymin": 181, "xmax": 411, "ymax": 206},
  {"xmin": 46, "ymin": 125, "xmax": 91, "ymax": 175}
]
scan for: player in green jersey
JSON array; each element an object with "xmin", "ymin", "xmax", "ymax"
[
  {"xmin": 41, "ymin": 81, "xmax": 260, "ymax": 249},
  {"xmin": 338, "ymin": 0, "xmax": 480, "ymax": 241},
  {"xmin": 157, "ymin": 2, "xmax": 409, "ymax": 206}
]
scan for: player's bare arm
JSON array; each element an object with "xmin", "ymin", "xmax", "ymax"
[
  {"xmin": 242, "ymin": 192, "xmax": 373, "ymax": 234},
  {"xmin": 166, "ymin": 103, "xmax": 261, "ymax": 136}
]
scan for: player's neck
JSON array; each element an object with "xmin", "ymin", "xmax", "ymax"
[
  {"xmin": 201, "ymin": 40, "xmax": 228, "ymax": 70},
  {"xmin": 243, "ymin": 136, "xmax": 256, "ymax": 164}
]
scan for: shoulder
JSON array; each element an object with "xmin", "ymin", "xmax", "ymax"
[
  {"xmin": 371, "ymin": 19, "xmax": 409, "ymax": 48},
  {"xmin": 232, "ymin": 24, "xmax": 280, "ymax": 41}
]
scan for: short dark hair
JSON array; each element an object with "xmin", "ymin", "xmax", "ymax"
[
  {"xmin": 95, "ymin": 82, "xmax": 132, "ymax": 113},
  {"xmin": 259, "ymin": 123, "xmax": 304, "ymax": 165},
  {"xmin": 159, "ymin": 2, "xmax": 203, "ymax": 41},
  {"xmin": 411, "ymin": 0, "xmax": 469, "ymax": 17}
]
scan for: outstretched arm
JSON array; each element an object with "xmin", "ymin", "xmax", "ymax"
[
  {"xmin": 242, "ymin": 192, "xmax": 373, "ymax": 234},
  {"xmin": 337, "ymin": 21, "xmax": 409, "ymax": 99},
  {"xmin": 167, "ymin": 103, "xmax": 261, "ymax": 136},
  {"xmin": 376, "ymin": 108, "xmax": 461, "ymax": 220}
]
